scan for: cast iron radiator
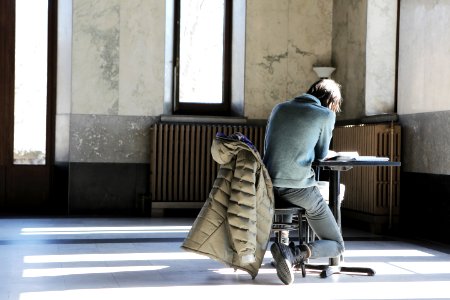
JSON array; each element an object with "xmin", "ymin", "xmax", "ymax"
[
  {"xmin": 331, "ymin": 123, "xmax": 401, "ymax": 231},
  {"xmin": 150, "ymin": 122, "xmax": 266, "ymax": 215}
]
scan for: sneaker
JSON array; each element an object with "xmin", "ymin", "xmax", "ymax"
[
  {"xmin": 289, "ymin": 242, "xmax": 309, "ymax": 266},
  {"xmin": 270, "ymin": 242, "xmax": 295, "ymax": 285},
  {"xmin": 289, "ymin": 242, "xmax": 308, "ymax": 277}
]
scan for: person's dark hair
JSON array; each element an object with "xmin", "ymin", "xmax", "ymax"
[{"xmin": 306, "ymin": 79, "xmax": 342, "ymax": 113}]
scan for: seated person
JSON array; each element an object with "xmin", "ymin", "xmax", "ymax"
[{"xmin": 263, "ymin": 79, "xmax": 344, "ymax": 285}]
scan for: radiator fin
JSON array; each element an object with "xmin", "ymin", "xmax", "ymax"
[
  {"xmin": 150, "ymin": 122, "xmax": 401, "ymax": 224},
  {"xmin": 332, "ymin": 124, "xmax": 401, "ymax": 217},
  {"xmin": 150, "ymin": 123, "xmax": 266, "ymax": 205}
]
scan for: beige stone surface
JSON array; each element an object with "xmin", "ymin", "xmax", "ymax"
[
  {"xmin": 398, "ymin": 0, "xmax": 450, "ymax": 114},
  {"xmin": 244, "ymin": 0, "xmax": 333, "ymax": 120},
  {"xmin": 72, "ymin": 0, "xmax": 165, "ymax": 116},
  {"xmin": 118, "ymin": 0, "xmax": 165, "ymax": 116},
  {"xmin": 365, "ymin": 0, "xmax": 397, "ymax": 116},
  {"xmin": 72, "ymin": 0, "xmax": 120, "ymax": 115}
]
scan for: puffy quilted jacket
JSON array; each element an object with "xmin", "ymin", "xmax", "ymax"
[{"xmin": 181, "ymin": 133, "xmax": 275, "ymax": 279}]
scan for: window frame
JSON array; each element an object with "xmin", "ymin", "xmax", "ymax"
[
  {"xmin": 13, "ymin": 0, "xmax": 56, "ymax": 165},
  {"xmin": 0, "ymin": 0, "xmax": 57, "ymax": 212},
  {"xmin": 0, "ymin": 0, "xmax": 56, "ymax": 167},
  {"xmin": 172, "ymin": 0, "xmax": 232, "ymax": 116}
]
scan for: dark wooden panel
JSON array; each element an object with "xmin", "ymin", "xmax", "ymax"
[
  {"xmin": 5, "ymin": 166, "xmax": 50, "ymax": 213},
  {"xmin": 0, "ymin": 0, "xmax": 15, "ymax": 167},
  {"xmin": 0, "ymin": 0, "xmax": 58, "ymax": 215},
  {"xmin": 69, "ymin": 163, "xmax": 150, "ymax": 215},
  {"xmin": 0, "ymin": 166, "xmax": 5, "ymax": 208},
  {"xmin": 400, "ymin": 172, "xmax": 450, "ymax": 245}
]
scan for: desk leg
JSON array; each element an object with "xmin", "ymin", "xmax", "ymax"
[
  {"xmin": 329, "ymin": 170, "xmax": 341, "ymax": 268},
  {"xmin": 311, "ymin": 169, "xmax": 375, "ymax": 278},
  {"xmin": 329, "ymin": 170, "xmax": 341, "ymax": 228}
]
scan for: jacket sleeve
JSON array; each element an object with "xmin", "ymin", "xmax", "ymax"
[
  {"xmin": 226, "ymin": 149, "xmax": 258, "ymax": 264},
  {"xmin": 315, "ymin": 111, "xmax": 335, "ymax": 160}
]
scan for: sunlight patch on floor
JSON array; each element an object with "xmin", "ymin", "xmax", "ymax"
[
  {"xmin": 18, "ymin": 281, "xmax": 450, "ymax": 300},
  {"xmin": 23, "ymin": 265, "xmax": 169, "ymax": 277},
  {"xmin": 20, "ymin": 226, "xmax": 192, "ymax": 235},
  {"xmin": 24, "ymin": 252, "xmax": 207, "ymax": 263}
]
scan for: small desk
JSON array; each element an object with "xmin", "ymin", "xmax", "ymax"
[{"xmin": 311, "ymin": 159, "xmax": 401, "ymax": 278}]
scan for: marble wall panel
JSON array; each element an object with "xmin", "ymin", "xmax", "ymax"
[
  {"xmin": 56, "ymin": 0, "xmax": 72, "ymax": 165},
  {"xmin": 332, "ymin": 0, "xmax": 367, "ymax": 120},
  {"xmin": 55, "ymin": 114, "xmax": 70, "ymax": 162},
  {"xmin": 287, "ymin": 0, "xmax": 333, "ymax": 97},
  {"xmin": 365, "ymin": 0, "xmax": 397, "ymax": 116},
  {"xmin": 57, "ymin": 0, "xmax": 72, "ymax": 115},
  {"xmin": 400, "ymin": 111, "xmax": 450, "ymax": 175},
  {"xmin": 245, "ymin": 0, "xmax": 333, "ymax": 120},
  {"xmin": 231, "ymin": 0, "xmax": 246, "ymax": 116},
  {"xmin": 119, "ymin": 0, "xmax": 165, "ymax": 116},
  {"xmin": 397, "ymin": 0, "xmax": 450, "ymax": 177},
  {"xmin": 69, "ymin": 115, "xmax": 157, "ymax": 163},
  {"xmin": 72, "ymin": 0, "xmax": 120, "ymax": 115},
  {"xmin": 245, "ymin": 0, "xmax": 289, "ymax": 120},
  {"xmin": 398, "ymin": 0, "xmax": 450, "ymax": 114}
]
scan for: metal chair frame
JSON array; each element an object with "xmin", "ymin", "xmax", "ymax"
[{"xmin": 271, "ymin": 206, "xmax": 315, "ymax": 277}]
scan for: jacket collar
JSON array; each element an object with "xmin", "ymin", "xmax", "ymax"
[
  {"xmin": 212, "ymin": 133, "xmax": 262, "ymax": 165},
  {"xmin": 293, "ymin": 93, "xmax": 321, "ymax": 106}
]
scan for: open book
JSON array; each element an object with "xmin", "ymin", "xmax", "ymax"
[{"xmin": 321, "ymin": 150, "xmax": 389, "ymax": 162}]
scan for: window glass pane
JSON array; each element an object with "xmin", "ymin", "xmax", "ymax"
[
  {"xmin": 14, "ymin": 0, "xmax": 48, "ymax": 165},
  {"xmin": 179, "ymin": 0, "xmax": 224, "ymax": 104}
]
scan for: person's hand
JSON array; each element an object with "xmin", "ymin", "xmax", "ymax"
[{"xmin": 324, "ymin": 150, "xmax": 338, "ymax": 160}]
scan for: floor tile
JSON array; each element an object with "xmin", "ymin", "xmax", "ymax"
[{"xmin": 1, "ymin": 217, "xmax": 449, "ymax": 300}]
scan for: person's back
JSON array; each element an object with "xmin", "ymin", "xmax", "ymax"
[{"xmin": 263, "ymin": 93, "xmax": 335, "ymax": 189}]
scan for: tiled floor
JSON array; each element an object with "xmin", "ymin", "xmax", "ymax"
[{"xmin": 0, "ymin": 217, "xmax": 449, "ymax": 300}]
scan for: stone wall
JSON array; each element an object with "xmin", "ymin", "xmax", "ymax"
[{"xmin": 245, "ymin": 0, "xmax": 333, "ymax": 119}]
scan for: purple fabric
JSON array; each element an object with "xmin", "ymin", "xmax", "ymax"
[{"xmin": 216, "ymin": 132, "xmax": 257, "ymax": 151}]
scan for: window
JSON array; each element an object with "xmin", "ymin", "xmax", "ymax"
[
  {"xmin": 0, "ymin": 0, "xmax": 56, "ymax": 210},
  {"xmin": 13, "ymin": 0, "xmax": 50, "ymax": 164},
  {"xmin": 173, "ymin": 0, "xmax": 232, "ymax": 115}
]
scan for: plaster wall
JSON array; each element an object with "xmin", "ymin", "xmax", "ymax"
[
  {"xmin": 72, "ymin": 0, "xmax": 120, "ymax": 115},
  {"xmin": 69, "ymin": 0, "xmax": 334, "ymax": 161},
  {"xmin": 72, "ymin": 0, "xmax": 164, "ymax": 116},
  {"xmin": 365, "ymin": 0, "xmax": 397, "ymax": 116},
  {"xmin": 55, "ymin": 0, "xmax": 72, "ymax": 162},
  {"xmin": 332, "ymin": 0, "xmax": 396, "ymax": 120},
  {"xmin": 244, "ymin": 0, "xmax": 333, "ymax": 120},
  {"xmin": 62, "ymin": 0, "xmax": 450, "ymax": 222},
  {"xmin": 70, "ymin": 0, "xmax": 165, "ymax": 163},
  {"xmin": 332, "ymin": 0, "xmax": 367, "ymax": 120},
  {"xmin": 398, "ymin": 0, "xmax": 450, "ymax": 175},
  {"xmin": 398, "ymin": 0, "xmax": 450, "ymax": 115},
  {"xmin": 69, "ymin": 0, "xmax": 450, "ymax": 167}
]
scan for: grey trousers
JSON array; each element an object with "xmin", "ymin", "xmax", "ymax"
[{"xmin": 275, "ymin": 186, "xmax": 345, "ymax": 259}]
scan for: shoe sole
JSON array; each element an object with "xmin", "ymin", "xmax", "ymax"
[{"xmin": 270, "ymin": 243, "xmax": 294, "ymax": 285}]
